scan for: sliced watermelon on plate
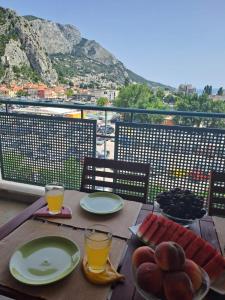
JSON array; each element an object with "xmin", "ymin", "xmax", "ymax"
[
  {"xmin": 204, "ymin": 253, "xmax": 225, "ymax": 282},
  {"xmin": 137, "ymin": 213, "xmax": 154, "ymax": 238},
  {"xmin": 142, "ymin": 214, "xmax": 162, "ymax": 244},
  {"xmin": 169, "ymin": 224, "xmax": 186, "ymax": 242},
  {"xmin": 176, "ymin": 229, "xmax": 197, "ymax": 249},
  {"xmin": 149, "ymin": 217, "xmax": 172, "ymax": 245},
  {"xmin": 193, "ymin": 242, "xmax": 218, "ymax": 267},
  {"xmin": 185, "ymin": 236, "xmax": 205, "ymax": 259},
  {"xmin": 159, "ymin": 221, "xmax": 178, "ymax": 242}
]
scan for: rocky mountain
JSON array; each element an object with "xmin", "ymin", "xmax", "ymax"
[
  {"xmin": 0, "ymin": 8, "xmax": 58, "ymax": 84},
  {"xmin": 0, "ymin": 7, "xmax": 172, "ymax": 89}
]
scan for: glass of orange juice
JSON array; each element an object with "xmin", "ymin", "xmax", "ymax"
[
  {"xmin": 84, "ymin": 224, "xmax": 112, "ymax": 273},
  {"xmin": 45, "ymin": 183, "xmax": 64, "ymax": 214}
]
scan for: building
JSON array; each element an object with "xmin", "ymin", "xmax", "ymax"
[
  {"xmin": 71, "ymin": 94, "xmax": 95, "ymax": 102},
  {"xmin": 90, "ymin": 89, "xmax": 119, "ymax": 101},
  {"xmin": 178, "ymin": 84, "xmax": 197, "ymax": 95}
]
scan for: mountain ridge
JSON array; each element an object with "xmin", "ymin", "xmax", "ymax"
[{"xmin": 0, "ymin": 8, "xmax": 173, "ymax": 89}]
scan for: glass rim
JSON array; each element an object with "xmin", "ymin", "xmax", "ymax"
[
  {"xmin": 85, "ymin": 224, "xmax": 112, "ymax": 241},
  {"xmin": 45, "ymin": 182, "xmax": 64, "ymax": 189}
]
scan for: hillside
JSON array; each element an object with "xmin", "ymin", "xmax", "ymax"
[{"xmin": 0, "ymin": 7, "xmax": 173, "ymax": 89}]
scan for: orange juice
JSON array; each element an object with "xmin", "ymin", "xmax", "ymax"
[
  {"xmin": 46, "ymin": 189, "xmax": 64, "ymax": 214},
  {"xmin": 85, "ymin": 228, "xmax": 112, "ymax": 273}
]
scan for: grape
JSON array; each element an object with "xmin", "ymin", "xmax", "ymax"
[{"xmin": 156, "ymin": 188, "xmax": 206, "ymax": 220}]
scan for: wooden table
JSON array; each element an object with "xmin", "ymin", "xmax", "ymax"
[{"xmin": 0, "ymin": 198, "xmax": 224, "ymax": 300}]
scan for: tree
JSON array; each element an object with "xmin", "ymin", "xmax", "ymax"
[
  {"xmin": 66, "ymin": 88, "xmax": 74, "ymax": 98},
  {"xmin": 174, "ymin": 93, "xmax": 225, "ymax": 127},
  {"xmin": 114, "ymin": 83, "xmax": 168, "ymax": 123},
  {"xmin": 217, "ymin": 87, "xmax": 224, "ymax": 96},
  {"xmin": 156, "ymin": 88, "xmax": 165, "ymax": 99},
  {"xmin": 124, "ymin": 77, "xmax": 130, "ymax": 86},
  {"xmin": 69, "ymin": 81, "xmax": 74, "ymax": 87},
  {"xmin": 16, "ymin": 90, "xmax": 28, "ymax": 97},
  {"xmin": 96, "ymin": 97, "xmax": 109, "ymax": 106},
  {"xmin": 203, "ymin": 85, "xmax": 212, "ymax": 95}
]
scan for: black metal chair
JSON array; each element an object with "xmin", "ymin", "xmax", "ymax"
[
  {"xmin": 80, "ymin": 157, "xmax": 150, "ymax": 203},
  {"xmin": 208, "ymin": 171, "xmax": 225, "ymax": 216}
]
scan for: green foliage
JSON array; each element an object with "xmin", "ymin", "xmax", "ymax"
[
  {"xmin": 39, "ymin": 157, "xmax": 82, "ymax": 189},
  {"xmin": 16, "ymin": 90, "xmax": 28, "ymax": 97},
  {"xmin": 62, "ymin": 157, "xmax": 82, "ymax": 189},
  {"xmin": 124, "ymin": 77, "xmax": 130, "ymax": 86},
  {"xmin": 203, "ymin": 85, "xmax": 212, "ymax": 95},
  {"xmin": 156, "ymin": 88, "xmax": 165, "ymax": 99},
  {"xmin": 0, "ymin": 63, "xmax": 5, "ymax": 79},
  {"xmin": 217, "ymin": 87, "xmax": 224, "ymax": 96},
  {"xmin": 115, "ymin": 84, "xmax": 168, "ymax": 123},
  {"xmin": 13, "ymin": 65, "xmax": 41, "ymax": 82},
  {"xmin": 96, "ymin": 97, "xmax": 109, "ymax": 106},
  {"xmin": 174, "ymin": 94, "xmax": 225, "ymax": 127},
  {"xmin": 66, "ymin": 88, "xmax": 74, "ymax": 97},
  {"xmin": 2, "ymin": 152, "xmax": 34, "ymax": 181},
  {"xmin": 0, "ymin": 7, "xmax": 6, "ymax": 25},
  {"xmin": 0, "ymin": 35, "xmax": 9, "ymax": 56}
]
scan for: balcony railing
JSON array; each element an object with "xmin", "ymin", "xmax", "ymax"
[{"xmin": 0, "ymin": 98, "xmax": 225, "ymax": 203}]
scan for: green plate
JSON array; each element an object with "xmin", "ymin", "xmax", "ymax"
[
  {"xmin": 9, "ymin": 236, "xmax": 80, "ymax": 285},
  {"xmin": 80, "ymin": 192, "xmax": 124, "ymax": 214}
]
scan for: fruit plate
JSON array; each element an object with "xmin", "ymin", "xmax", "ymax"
[
  {"xmin": 9, "ymin": 236, "xmax": 80, "ymax": 285},
  {"xmin": 211, "ymin": 271, "xmax": 225, "ymax": 295},
  {"xmin": 80, "ymin": 192, "xmax": 124, "ymax": 214},
  {"xmin": 129, "ymin": 224, "xmax": 225, "ymax": 295},
  {"xmin": 132, "ymin": 266, "xmax": 210, "ymax": 300},
  {"xmin": 154, "ymin": 201, "xmax": 205, "ymax": 227}
]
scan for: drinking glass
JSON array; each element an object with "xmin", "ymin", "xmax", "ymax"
[
  {"xmin": 45, "ymin": 183, "xmax": 64, "ymax": 214},
  {"xmin": 84, "ymin": 224, "xmax": 112, "ymax": 273}
]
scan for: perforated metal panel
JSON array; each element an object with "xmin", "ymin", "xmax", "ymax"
[
  {"xmin": 115, "ymin": 122, "xmax": 225, "ymax": 204},
  {"xmin": 0, "ymin": 112, "xmax": 96, "ymax": 189}
]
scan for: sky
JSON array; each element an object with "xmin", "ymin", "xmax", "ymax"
[{"xmin": 0, "ymin": 0, "xmax": 225, "ymax": 89}]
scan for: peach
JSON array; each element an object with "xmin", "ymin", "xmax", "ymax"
[
  {"xmin": 155, "ymin": 241, "xmax": 185, "ymax": 271},
  {"xmin": 184, "ymin": 259, "xmax": 203, "ymax": 291},
  {"xmin": 163, "ymin": 271, "xmax": 194, "ymax": 300},
  {"xmin": 136, "ymin": 262, "xmax": 163, "ymax": 295},
  {"xmin": 132, "ymin": 246, "xmax": 155, "ymax": 269}
]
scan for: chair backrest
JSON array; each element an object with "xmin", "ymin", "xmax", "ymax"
[
  {"xmin": 208, "ymin": 171, "xmax": 225, "ymax": 216},
  {"xmin": 80, "ymin": 157, "xmax": 150, "ymax": 203}
]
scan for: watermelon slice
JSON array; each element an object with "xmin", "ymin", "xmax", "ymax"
[
  {"xmin": 142, "ymin": 215, "xmax": 162, "ymax": 244},
  {"xmin": 176, "ymin": 229, "xmax": 197, "ymax": 250},
  {"xmin": 185, "ymin": 237, "xmax": 205, "ymax": 259},
  {"xmin": 203, "ymin": 253, "xmax": 225, "ymax": 282},
  {"xmin": 137, "ymin": 213, "xmax": 154, "ymax": 238},
  {"xmin": 159, "ymin": 221, "xmax": 179, "ymax": 242},
  {"xmin": 148, "ymin": 217, "xmax": 172, "ymax": 245},
  {"xmin": 170, "ymin": 224, "xmax": 186, "ymax": 242},
  {"xmin": 192, "ymin": 242, "xmax": 218, "ymax": 267}
]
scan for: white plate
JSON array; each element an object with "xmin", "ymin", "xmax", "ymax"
[{"xmin": 80, "ymin": 192, "xmax": 124, "ymax": 214}]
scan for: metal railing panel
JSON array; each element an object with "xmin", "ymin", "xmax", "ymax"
[
  {"xmin": 0, "ymin": 112, "xmax": 96, "ymax": 189},
  {"xmin": 115, "ymin": 122, "xmax": 225, "ymax": 203}
]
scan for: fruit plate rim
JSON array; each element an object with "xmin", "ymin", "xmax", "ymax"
[
  {"xmin": 154, "ymin": 201, "xmax": 207, "ymax": 226},
  {"xmin": 128, "ymin": 224, "xmax": 225, "ymax": 295},
  {"xmin": 132, "ymin": 265, "xmax": 210, "ymax": 300}
]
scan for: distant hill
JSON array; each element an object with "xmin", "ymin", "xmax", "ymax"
[{"xmin": 0, "ymin": 7, "xmax": 174, "ymax": 89}]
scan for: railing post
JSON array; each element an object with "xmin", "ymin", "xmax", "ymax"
[
  {"xmin": 104, "ymin": 110, "xmax": 107, "ymax": 159},
  {"xmin": 130, "ymin": 112, "xmax": 134, "ymax": 122},
  {"xmin": 5, "ymin": 104, "xmax": 8, "ymax": 113}
]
